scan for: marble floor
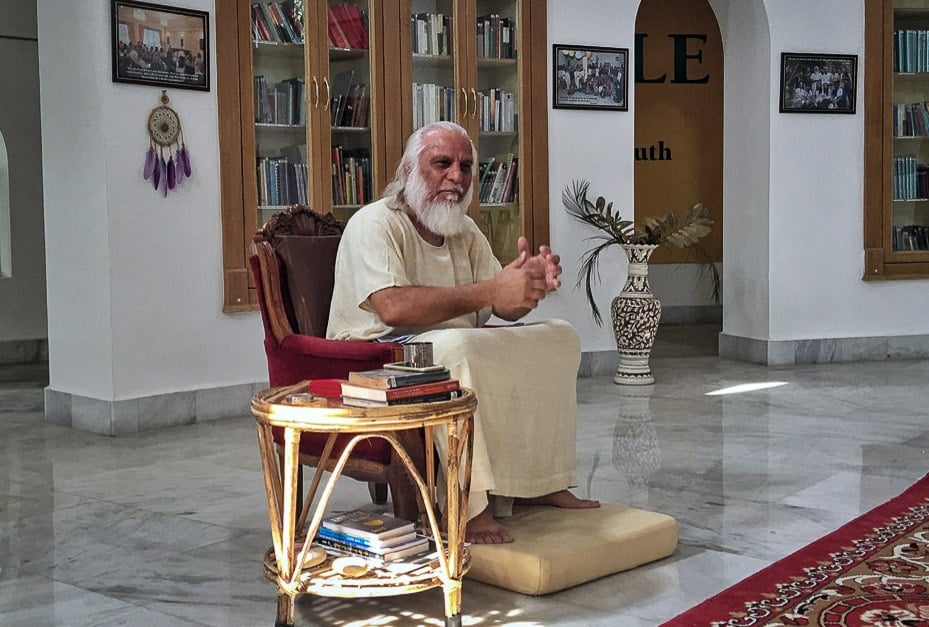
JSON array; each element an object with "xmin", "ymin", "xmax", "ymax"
[{"xmin": 2, "ymin": 325, "xmax": 929, "ymax": 626}]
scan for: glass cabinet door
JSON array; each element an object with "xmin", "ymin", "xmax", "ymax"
[
  {"xmin": 891, "ymin": 1, "xmax": 929, "ymax": 256},
  {"xmin": 473, "ymin": 0, "xmax": 520, "ymax": 262},
  {"xmin": 403, "ymin": 0, "xmax": 524, "ymax": 263},
  {"xmin": 249, "ymin": 1, "xmax": 309, "ymax": 228},
  {"xmin": 323, "ymin": 0, "xmax": 379, "ymax": 223},
  {"xmin": 409, "ymin": 0, "xmax": 460, "ymax": 130}
]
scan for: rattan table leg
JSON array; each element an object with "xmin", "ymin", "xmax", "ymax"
[{"xmin": 275, "ymin": 592, "xmax": 295, "ymax": 626}]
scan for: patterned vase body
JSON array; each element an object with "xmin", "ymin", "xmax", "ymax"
[{"xmin": 611, "ymin": 244, "xmax": 661, "ymax": 385}]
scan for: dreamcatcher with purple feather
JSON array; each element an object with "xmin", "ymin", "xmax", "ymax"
[{"xmin": 143, "ymin": 90, "xmax": 191, "ymax": 196}]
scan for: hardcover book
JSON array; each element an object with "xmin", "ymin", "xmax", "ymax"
[
  {"xmin": 307, "ymin": 378, "xmax": 347, "ymax": 399},
  {"xmin": 347, "ymin": 367, "xmax": 451, "ymax": 389},
  {"xmin": 341, "ymin": 390, "xmax": 462, "ymax": 408},
  {"xmin": 321, "ymin": 509, "xmax": 415, "ymax": 541},
  {"xmin": 316, "ymin": 525, "xmax": 416, "ymax": 549},
  {"xmin": 340, "ymin": 379, "xmax": 460, "ymax": 402},
  {"xmin": 315, "ymin": 534, "xmax": 429, "ymax": 562}
]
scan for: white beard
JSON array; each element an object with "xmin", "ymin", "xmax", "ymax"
[{"xmin": 404, "ymin": 167, "xmax": 473, "ymax": 237}]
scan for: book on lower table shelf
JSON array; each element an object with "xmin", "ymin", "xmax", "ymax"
[
  {"xmin": 322, "ymin": 509, "xmax": 415, "ymax": 541},
  {"xmin": 315, "ymin": 533, "xmax": 429, "ymax": 562}
]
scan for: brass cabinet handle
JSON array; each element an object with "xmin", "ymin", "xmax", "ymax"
[
  {"xmin": 323, "ymin": 77, "xmax": 331, "ymax": 112},
  {"xmin": 470, "ymin": 88, "xmax": 477, "ymax": 119},
  {"xmin": 459, "ymin": 88, "xmax": 467, "ymax": 122},
  {"xmin": 312, "ymin": 77, "xmax": 320, "ymax": 109}
]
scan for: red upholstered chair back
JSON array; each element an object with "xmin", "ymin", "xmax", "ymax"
[{"xmin": 249, "ymin": 205, "xmax": 419, "ymax": 520}]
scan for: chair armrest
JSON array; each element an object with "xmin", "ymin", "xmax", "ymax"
[{"xmin": 280, "ymin": 334, "xmax": 401, "ymax": 361}]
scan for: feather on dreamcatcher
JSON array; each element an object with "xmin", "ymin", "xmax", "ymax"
[{"xmin": 142, "ymin": 90, "xmax": 192, "ymax": 196}]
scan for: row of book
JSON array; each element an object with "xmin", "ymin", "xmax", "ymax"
[
  {"xmin": 411, "ymin": 13, "xmax": 452, "ymax": 56},
  {"xmin": 331, "ymin": 147, "xmax": 372, "ymax": 207},
  {"xmin": 893, "ymin": 224, "xmax": 929, "ymax": 251},
  {"xmin": 478, "ymin": 154, "xmax": 518, "ymax": 205},
  {"xmin": 895, "ymin": 29, "xmax": 929, "ymax": 73},
  {"xmin": 892, "ymin": 155, "xmax": 928, "ymax": 200},
  {"xmin": 476, "ymin": 14, "xmax": 516, "ymax": 60},
  {"xmin": 412, "ymin": 83, "xmax": 457, "ymax": 130},
  {"xmin": 893, "ymin": 101, "xmax": 929, "ymax": 138},
  {"xmin": 315, "ymin": 509, "xmax": 428, "ymax": 562},
  {"xmin": 251, "ymin": 1, "xmax": 303, "ymax": 44},
  {"xmin": 251, "ymin": 2, "xmax": 369, "ymax": 50},
  {"xmin": 257, "ymin": 156, "xmax": 308, "ymax": 207},
  {"xmin": 326, "ymin": 3, "xmax": 369, "ymax": 50},
  {"xmin": 476, "ymin": 88, "xmax": 516, "ymax": 133},
  {"xmin": 410, "ymin": 13, "xmax": 515, "ymax": 60},
  {"xmin": 329, "ymin": 70, "xmax": 370, "ymax": 128},
  {"xmin": 254, "ymin": 75, "xmax": 305, "ymax": 126}
]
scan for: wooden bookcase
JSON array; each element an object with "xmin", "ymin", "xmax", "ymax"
[
  {"xmin": 216, "ymin": 0, "xmax": 549, "ymax": 311},
  {"xmin": 863, "ymin": 0, "xmax": 929, "ymax": 280}
]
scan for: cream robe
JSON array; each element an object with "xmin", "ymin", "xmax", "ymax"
[{"xmin": 328, "ymin": 196, "xmax": 580, "ymax": 518}]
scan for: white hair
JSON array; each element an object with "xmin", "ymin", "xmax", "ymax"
[{"xmin": 382, "ymin": 121, "xmax": 478, "ymax": 200}]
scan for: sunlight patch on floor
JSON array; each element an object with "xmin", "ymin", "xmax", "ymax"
[{"xmin": 705, "ymin": 381, "xmax": 789, "ymax": 396}]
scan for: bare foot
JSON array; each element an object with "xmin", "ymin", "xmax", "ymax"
[
  {"xmin": 515, "ymin": 489, "xmax": 600, "ymax": 509},
  {"xmin": 465, "ymin": 507, "xmax": 514, "ymax": 544}
]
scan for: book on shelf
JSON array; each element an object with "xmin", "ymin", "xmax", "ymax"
[
  {"xmin": 316, "ymin": 534, "xmax": 430, "ymax": 562},
  {"xmin": 341, "ymin": 390, "xmax": 462, "ymax": 408},
  {"xmin": 340, "ymin": 378, "xmax": 460, "ymax": 402},
  {"xmin": 326, "ymin": 5, "xmax": 351, "ymax": 49},
  {"xmin": 329, "ymin": 70, "xmax": 354, "ymax": 126},
  {"xmin": 347, "ymin": 366, "xmax": 451, "ymax": 389},
  {"xmin": 322, "ymin": 509, "xmax": 415, "ymax": 541}
]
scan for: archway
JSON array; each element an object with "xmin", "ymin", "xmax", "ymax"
[{"xmin": 634, "ymin": 0, "xmax": 723, "ymax": 320}]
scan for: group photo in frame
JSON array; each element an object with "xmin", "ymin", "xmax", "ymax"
[
  {"xmin": 553, "ymin": 44, "xmax": 628, "ymax": 111},
  {"xmin": 779, "ymin": 52, "xmax": 857, "ymax": 114},
  {"xmin": 111, "ymin": 0, "xmax": 210, "ymax": 91}
]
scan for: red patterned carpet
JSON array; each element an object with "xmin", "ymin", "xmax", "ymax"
[{"xmin": 663, "ymin": 475, "xmax": 929, "ymax": 626}]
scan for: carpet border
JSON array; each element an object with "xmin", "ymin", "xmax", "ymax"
[{"xmin": 661, "ymin": 473, "xmax": 929, "ymax": 626}]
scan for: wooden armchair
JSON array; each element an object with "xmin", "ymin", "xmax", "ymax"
[{"xmin": 249, "ymin": 205, "xmax": 423, "ymax": 521}]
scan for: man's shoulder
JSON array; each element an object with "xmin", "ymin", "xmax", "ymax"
[{"xmin": 349, "ymin": 196, "xmax": 406, "ymax": 223}]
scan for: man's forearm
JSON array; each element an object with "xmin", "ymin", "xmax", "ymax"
[{"xmin": 368, "ymin": 284, "xmax": 494, "ymax": 327}]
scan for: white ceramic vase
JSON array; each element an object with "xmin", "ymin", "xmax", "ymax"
[{"xmin": 611, "ymin": 244, "xmax": 662, "ymax": 385}]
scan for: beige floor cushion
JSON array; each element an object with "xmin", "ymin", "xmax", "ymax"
[{"xmin": 466, "ymin": 503, "xmax": 678, "ymax": 595}]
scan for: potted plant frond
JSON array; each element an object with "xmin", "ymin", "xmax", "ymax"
[{"xmin": 562, "ymin": 179, "xmax": 717, "ymax": 384}]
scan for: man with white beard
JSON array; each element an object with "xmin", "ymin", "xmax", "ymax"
[{"xmin": 327, "ymin": 121, "xmax": 598, "ymax": 544}]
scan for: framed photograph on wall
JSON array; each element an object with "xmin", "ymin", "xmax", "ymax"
[
  {"xmin": 779, "ymin": 52, "xmax": 857, "ymax": 114},
  {"xmin": 553, "ymin": 44, "xmax": 628, "ymax": 111},
  {"xmin": 111, "ymin": 0, "xmax": 210, "ymax": 91}
]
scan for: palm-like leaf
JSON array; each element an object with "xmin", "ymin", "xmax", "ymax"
[{"xmin": 562, "ymin": 179, "xmax": 718, "ymax": 325}]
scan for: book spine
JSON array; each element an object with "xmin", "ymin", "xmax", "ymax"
[
  {"xmin": 317, "ymin": 528, "xmax": 385, "ymax": 550},
  {"xmin": 342, "ymin": 390, "xmax": 462, "ymax": 407},
  {"xmin": 316, "ymin": 537, "xmax": 385, "ymax": 559},
  {"xmin": 341, "ymin": 379, "xmax": 459, "ymax": 401}
]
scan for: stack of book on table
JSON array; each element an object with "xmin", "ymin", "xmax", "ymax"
[
  {"xmin": 340, "ymin": 364, "xmax": 461, "ymax": 408},
  {"xmin": 315, "ymin": 509, "xmax": 429, "ymax": 562}
]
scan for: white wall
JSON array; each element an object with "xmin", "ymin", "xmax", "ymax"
[
  {"xmin": 546, "ymin": 0, "xmax": 929, "ymax": 353},
  {"xmin": 37, "ymin": 0, "xmax": 265, "ymax": 401},
  {"xmin": 764, "ymin": 1, "xmax": 928, "ymax": 341},
  {"xmin": 544, "ymin": 0, "xmax": 641, "ymax": 353},
  {"xmin": 0, "ymin": 0, "xmax": 47, "ymax": 343},
  {"xmin": 23, "ymin": 0, "xmax": 929, "ymax": 405},
  {"xmin": 716, "ymin": 0, "xmax": 772, "ymax": 342}
]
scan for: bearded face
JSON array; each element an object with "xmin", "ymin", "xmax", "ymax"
[{"xmin": 403, "ymin": 160, "xmax": 474, "ymax": 237}]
